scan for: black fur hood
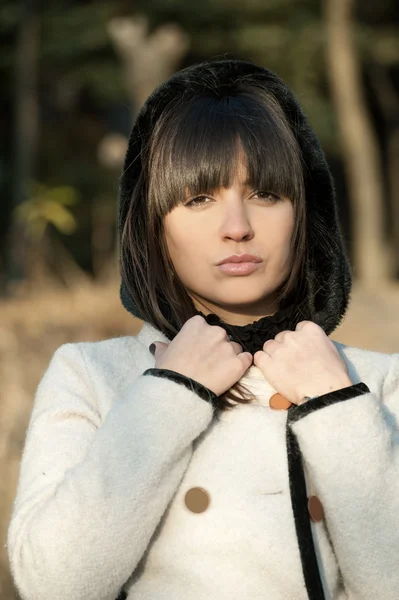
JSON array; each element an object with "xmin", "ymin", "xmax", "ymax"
[{"xmin": 118, "ymin": 58, "xmax": 351, "ymax": 335}]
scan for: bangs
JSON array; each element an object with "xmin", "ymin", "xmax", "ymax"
[{"xmin": 147, "ymin": 88, "xmax": 304, "ymax": 218}]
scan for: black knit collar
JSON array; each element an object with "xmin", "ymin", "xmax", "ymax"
[{"xmin": 194, "ymin": 303, "xmax": 305, "ymax": 355}]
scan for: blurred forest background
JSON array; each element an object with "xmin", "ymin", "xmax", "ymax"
[{"xmin": 1, "ymin": 0, "xmax": 399, "ymax": 597}]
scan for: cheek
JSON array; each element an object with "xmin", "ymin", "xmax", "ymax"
[
  {"xmin": 264, "ymin": 206, "xmax": 295, "ymax": 255},
  {"xmin": 164, "ymin": 216, "xmax": 202, "ymax": 271}
]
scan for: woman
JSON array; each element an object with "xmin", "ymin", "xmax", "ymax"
[{"xmin": 7, "ymin": 59, "xmax": 399, "ymax": 600}]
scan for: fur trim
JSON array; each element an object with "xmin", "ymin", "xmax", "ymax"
[
  {"xmin": 143, "ymin": 368, "xmax": 218, "ymax": 406},
  {"xmin": 289, "ymin": 383, "xmax": 370, "ymax": 423}
]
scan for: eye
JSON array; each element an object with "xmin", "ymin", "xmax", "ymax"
[
  {"xmin": 252, "ymin": 191, "xmax": 281, "ymax": 202},
  {"xmin": 185, "ymin": 195, "xmax": 212, "ymax": 207}
]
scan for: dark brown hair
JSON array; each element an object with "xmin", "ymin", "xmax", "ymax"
[{"xmin": 121, "ymin": 78, "xmax": 307, "ymax": 416}]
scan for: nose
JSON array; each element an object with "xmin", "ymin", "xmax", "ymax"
[{"xmin": 219, "ymin": 199, "xmax": 255, "ymax": 242}]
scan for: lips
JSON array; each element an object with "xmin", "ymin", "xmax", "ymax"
[
  {"xmin": 217, "ymin": 261, "xmax": 262, "ymax": 275},
  {"xmin": 217, "ymin": 254, "xmax": 262, "ymax": 265}
]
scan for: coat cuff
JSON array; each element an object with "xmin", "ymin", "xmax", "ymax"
[
  {"xmin": 289, "ymin": 382, "xmax": 370, "ymax": 423},
  {"xmin": 143, "ymin": 368, "xmax": 219, "ymax": 407}
]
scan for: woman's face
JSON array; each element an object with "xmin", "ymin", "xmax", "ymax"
[{"xmin": 164, "ymin": 159, "xmax": 295, "ymax": 324}]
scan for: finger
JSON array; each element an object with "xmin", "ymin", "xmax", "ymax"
[
  {"xmin": 274, "ymin": 330, "xmax": 290, "ymax": 342},
  {"xmin": 253, "ymin": 349, "xmax": 271, "ymax": 371},
  {"xmin": 229, "ymin": 341, "xmax": 244, "ymax": 354},
  {"xmin": 237, "ymin": 351, "xmax": 253, "ymax": 370},
  {"xmin": 295, "ymin": 320, "xmax": 313, "ymax": 331},
  {"xmin": 263, "ymin": 339, "xmax": 279, "ymax": 354}
]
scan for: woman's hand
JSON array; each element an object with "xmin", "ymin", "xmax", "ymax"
[
  {"xmin": 253, "ymin": 320, "xmax": 353, "ymax": 405},
  {"xmin": 150, "ymin": 315, "xmax": 253, "ymax": 396}
]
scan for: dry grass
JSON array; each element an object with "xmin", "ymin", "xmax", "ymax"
[{"xmin": 1, "ymin": 277, "xmax": 398, "ymax": 599}]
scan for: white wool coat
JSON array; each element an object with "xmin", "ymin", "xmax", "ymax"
[{"xmin": 7, "ymin": 322, "xmax": 399, "ymax": 600}]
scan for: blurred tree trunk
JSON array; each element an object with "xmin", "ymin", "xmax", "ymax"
[
  {"xmin": 108, "ymin": 15, "xmax": 190, "ymax": 111},
  {"xmin": 6, "ymin": 0, "xmax": 40, "ymax": 294},
  {"xmin": 324, "ymin": 0, "xmax": 393, "ymax": 283},
  {"xmin": 368, "ymin": 63, "xmax": 399, "ymax": 278}
]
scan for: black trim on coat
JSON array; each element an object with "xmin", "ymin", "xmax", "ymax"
[
  {"xmin": 290, "ymin": 382, "xmax": 370, "ymax": 424},
  {"xmin": 143, "ymin": 368, "xmax": 219, "ymax": 406},
  {"xmin": 286, "ymin": 422, "xmax": 326, "ymax": 599},
  {"xmin": 285, "ymin": 381, "xmax": 370, "ymax": 600}
]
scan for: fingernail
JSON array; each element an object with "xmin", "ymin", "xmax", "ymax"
[{"xmin": 149, "ymin": 343, "xmax": 156, "ymax": 356}]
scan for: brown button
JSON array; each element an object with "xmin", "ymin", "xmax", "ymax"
[
  {"xmin": 184, "ymin": 487, "xmax": 210, "ymax": 513},
  {"xmin": 308, "ymin": 495, "xmax": 324, "ymax": 522},
  {"xmin": 269, "ymin": 393, "xmax": 293, "ymax": 410}
]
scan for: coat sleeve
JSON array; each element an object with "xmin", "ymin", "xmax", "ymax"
[
  {"xmin": 289, "ymin": 352, "xmax": 399, "ymax": 600},
  {"xmin": 7, "ymin": 342, "xmax": 214, "ymax": 600}
]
